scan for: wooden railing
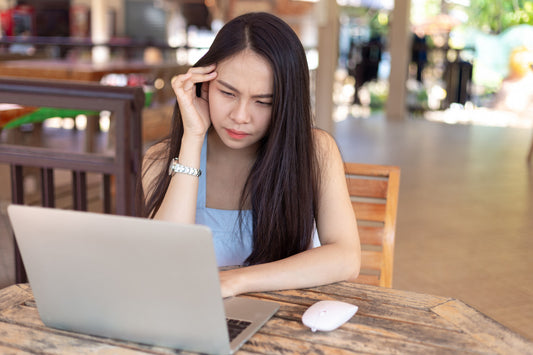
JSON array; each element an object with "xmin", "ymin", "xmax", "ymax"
[{"xmin": 0, "ymin": 77, "xmax": 144, "ymax": 283}]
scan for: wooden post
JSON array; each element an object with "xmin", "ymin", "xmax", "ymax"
[
  {"xmin": 91, "ymin": 0, "xmax": 110, "ymax": 64},
  {"xmin": 315, "ymin": 0, "xmax": 338, "ymax": 134},
  {"xmin": 386, "ymin": 0, "xmax": 411, "ymax": 121}
]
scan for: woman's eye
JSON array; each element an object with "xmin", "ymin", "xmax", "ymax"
[
  {"xmin": 220, "ymin": 90, "xmax": 235, "ymax": 97},
  {"xmin": 257, "ymin": 100, "xmax": 272, "ymax": 106}
]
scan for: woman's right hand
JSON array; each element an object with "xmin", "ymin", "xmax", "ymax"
[{"xmin": 171, "ymin": 64, "xmax": 217, "ymax": 139}]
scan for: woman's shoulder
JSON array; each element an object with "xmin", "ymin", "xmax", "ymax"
[
  {"xmin": 311, "ymin": 128, "xmax": 347, "ymax": 184},
  {"xmin": 312, "ymin": 127, "xmax": 335, "ymax": 144},
  {"xmin": 312, "ymin": 128, "xmax": 342, "ymax": 161}
]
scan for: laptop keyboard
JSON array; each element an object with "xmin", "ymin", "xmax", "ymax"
[{"xmin": 226, "ymin": 318, "xmax": 252, "ymax": 341}]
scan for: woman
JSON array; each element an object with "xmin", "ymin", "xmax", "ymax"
[{"xmin": 140, "ymin": 12, "xmax": 360, "ymax": 298}]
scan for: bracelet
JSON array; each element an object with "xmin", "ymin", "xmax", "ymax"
[{"xmin": 168, "ymin": 158, "xmax": 202, "ymax": 177}]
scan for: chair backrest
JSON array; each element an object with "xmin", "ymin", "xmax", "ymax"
[{"xmin": 344, "ymin": 162, "xmax": 400, "ymax": 288}]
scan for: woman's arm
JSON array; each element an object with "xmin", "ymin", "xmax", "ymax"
[
  {"xmin": 143, "ymin": 66, "xmax": 217, "ymax": 223},
  {"xmin": 150, "ymin": 134, "xmax": 204, "ymax": 223},
  {"xmin": 219, "ymin": 130, "xmax": 361, "ymax": 297}
]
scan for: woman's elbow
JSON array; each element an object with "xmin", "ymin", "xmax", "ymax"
[{"xmin": 342, "ymin": 242, "xmax": 361, "ymax": 282}]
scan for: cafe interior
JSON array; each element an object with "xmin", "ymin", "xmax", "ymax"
[{"xmin": 0, "ymin": 0, "xmax": 532, "ymax": 352}]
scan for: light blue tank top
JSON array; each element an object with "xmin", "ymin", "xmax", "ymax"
[
  {"xmin": 195, "ymin": 137, "xmax": 320, "ymax": 266},
  {"xmin": 195, "ymin": 138, "xmax": 253, "ymax": 266}
]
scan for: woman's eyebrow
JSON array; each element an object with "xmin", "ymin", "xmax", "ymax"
[{"xmin": 217, "ymin": 79, "xmax": 273, "ymax": 99}]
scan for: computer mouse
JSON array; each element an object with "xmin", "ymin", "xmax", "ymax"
[{"xmin": 302, "ymin": 300, "xmax": 358, "ymax": 332}]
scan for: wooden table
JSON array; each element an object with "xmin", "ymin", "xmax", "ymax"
[{"xmin": 0, "ymin": 283, "xmax": 531, "ymax": 354}]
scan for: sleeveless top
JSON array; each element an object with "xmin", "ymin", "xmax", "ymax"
[
  {"xmin": 195, "ymin": 138, "xmax": 253, "ymax": 266},
  {"xmin": 195, "ymin": 137, "xmax": 320, "ymax": 267}
]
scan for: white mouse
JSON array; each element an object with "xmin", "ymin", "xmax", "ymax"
[{"xmin": 302, "ymin": 300, "xmax": 358, "ymax": 332}]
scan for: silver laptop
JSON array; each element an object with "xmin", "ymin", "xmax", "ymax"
[{"xmin": 7, "ymin": 204, "xmax": 279, "ymax": 355}]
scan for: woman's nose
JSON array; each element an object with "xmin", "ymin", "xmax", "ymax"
[{"xmin": 230, "ymin": 101, "xmax": 250, "ymax": 124}]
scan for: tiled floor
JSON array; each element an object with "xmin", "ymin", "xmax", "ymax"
[
  {"xmin": 335, "ymin": 114, "xmax": 533, "ymax": 341},
  {"xmin": 1, "ymin": 112, "xmax": 532, "ymax": 341}
]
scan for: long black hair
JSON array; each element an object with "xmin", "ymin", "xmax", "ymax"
[{"xmin": 139, "ymin": 12, "xmax": 320, "ymax": 265}]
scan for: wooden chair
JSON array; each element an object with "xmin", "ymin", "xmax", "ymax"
[
  {"xmin": 345, "ymin": 162, "xmax": 400, "ymax": 288},
  {"xmin": 0, "ymin": 78, "xmax": 145, "ymax": 284}
]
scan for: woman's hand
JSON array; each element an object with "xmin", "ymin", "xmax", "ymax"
[
  {"xmin": 171, "ymin": 65, "xmax": 217, "ymax": 139},
  {"xmin": 219, "ymin": 268, "xmax": 244, "ymax": 298}
]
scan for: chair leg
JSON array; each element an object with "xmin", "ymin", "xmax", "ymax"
[
  {"xmin": 41, "ymin": 168, "xmax": 55, "ymax": 207},
  {"xmin": 103, "ymin": 174, "xmax": 112, "ymax": 213},
  {"xmin": 11, "ymin": 165, "xmax": 27, "ymax": 284},
  {"xmin": 72, "ymin": 171, "xmax": 87, "ymax": 211}
]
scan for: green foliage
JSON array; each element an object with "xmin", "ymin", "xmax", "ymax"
[
  {"xmin": 369, "ymin": 12, "xmax": 389, "ymax": 38},
  {"xmin": 340, "ymin": 6, "xmax": 389, "ymax": 38},
  {"xmin": 467, "ymin": 0, "xmax": 533, "ymax": 34}
]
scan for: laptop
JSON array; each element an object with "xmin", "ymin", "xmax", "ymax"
[{"xmin": 7, "ymin": 204, "xmax": 279, "ymax": 355}]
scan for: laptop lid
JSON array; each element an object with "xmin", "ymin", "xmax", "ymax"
[{"xmin": 7, "ymin": 205, "xmax": 278, "ymax": 355}]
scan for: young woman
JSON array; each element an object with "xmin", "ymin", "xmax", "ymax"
[{"xmin": 140, "ymin": 12, "xmax": 360, "ymax": 298}]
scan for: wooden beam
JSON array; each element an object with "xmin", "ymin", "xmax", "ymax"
[
  {"xmin": 386, "ymin": 0, "xmax": 411, "ymax": 121},
  {"xmin": 315, "ymin": 0, "xmax": 338, "ymax": 133}
]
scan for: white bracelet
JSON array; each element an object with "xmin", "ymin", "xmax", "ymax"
[{"xmin": 168, "ymin": 158, "xmax": 202, "ymax": 177}]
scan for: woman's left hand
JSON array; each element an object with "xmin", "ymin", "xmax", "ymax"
[{"xmin": 219, "ymin": 269, "xmax": 242, "ymax": 298}]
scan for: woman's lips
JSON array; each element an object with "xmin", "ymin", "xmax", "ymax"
[{"xmin": 226, "ymin": 129, "xmax": 249, "ymax": 139}]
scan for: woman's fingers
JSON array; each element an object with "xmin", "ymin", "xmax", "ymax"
[
  {"xmin": 188, "ymin": 64, "xmax": 217, "ymax": 80},
  {"xmin": 170, "ymin": 65, "xmax": 217, "ymax": 137},
  {"xmin": 170, "ymin": 72, "xmax": 188, "ymax": 94},
  {"xmin": 172, "ymin": 64, "xmax": 217, "ymax": 94}
]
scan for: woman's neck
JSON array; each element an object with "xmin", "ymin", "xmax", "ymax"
[{"xmin": 205, "ymin": 129, "xmax": 257, "ymax": 210}]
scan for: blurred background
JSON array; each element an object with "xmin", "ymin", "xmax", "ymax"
[
  {"xmin": 1, "ymin": 0, "xmax": 532, "ymax": 128},
  {"xmin": 1, "ymin": 0, "xmax": 532, "ymax": 343}
]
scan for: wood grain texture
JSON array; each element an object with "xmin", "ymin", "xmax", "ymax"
[
  {"xmin": 1, "ymin": 282, "xmax": 532, "ymax": 354},
  {"xmin": 345, "ymin": 163, "xmax": 400, "ymax": 288},
  {"xmin": 0, "ymin": 345, "xmax": 36, "ymax": 355},
  {"xmin": 433, "ymin": 300, "xmax": 533, "ymax": 355},
  {"xmin": 0, "ymin": 284, "xmax": 32, "ymax": 309}
]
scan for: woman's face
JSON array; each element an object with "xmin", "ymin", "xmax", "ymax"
[{"xmin": 208, "ymin": 49, "xmax": 273, "ymax": 151}]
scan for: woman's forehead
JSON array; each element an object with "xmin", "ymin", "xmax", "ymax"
[{"xmin": 216, "ymin": 50, "xmax": 273, "ymax": 93}]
